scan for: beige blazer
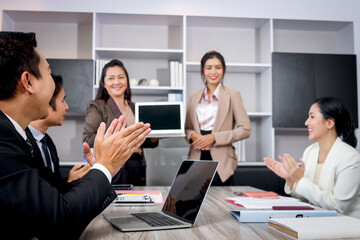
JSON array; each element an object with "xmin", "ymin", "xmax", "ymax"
[{"xmin": 185, "ymin": 85, "xmax": 251, "ymax": 182}]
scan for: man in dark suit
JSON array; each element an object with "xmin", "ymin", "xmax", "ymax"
[
  {"xmin": 26, "ymin": 74, "xmax": 91, "ymax": 193},
  {"xmin": 0, "ymin": 32, "xmax": 151, "ymax": 239}
]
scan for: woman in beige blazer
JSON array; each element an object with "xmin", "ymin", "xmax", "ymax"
[
  {"xmin": 185, "ymin": 51, "xmax": 251, "ymax": 186},
  {"xmin": 264, "ymin": 97, "xmax": 360, "ymax": 218},
  {"xmin": 83, "ymin": 59, "xmax": 158, "ymax": 185}
]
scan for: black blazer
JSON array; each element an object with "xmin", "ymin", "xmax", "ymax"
[
  {"xmin": 25, "ymin": 128, "xmax": 73, "ymax": 193},
  {"xmin": 0, "ymin": 111, "xmax": 116, "ymax": 239}
]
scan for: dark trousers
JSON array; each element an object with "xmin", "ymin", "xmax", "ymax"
[
  {"xmin": 200, "ymin": 130, "xmax": 233, "ymax": 186},
  {"xmin": 111, "ymin": 153, "xmax": 144, "ymax": 186}
]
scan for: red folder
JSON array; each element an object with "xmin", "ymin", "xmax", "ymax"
[{"xmin": 272, "ymin": 206, "xmax": 314, "ymax": 210}]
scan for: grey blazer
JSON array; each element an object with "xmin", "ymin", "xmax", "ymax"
[{"xmin": 83, "ymin": 98, "xmax": 158, "ymax": 163}]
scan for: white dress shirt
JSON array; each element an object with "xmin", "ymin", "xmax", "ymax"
[
  {"xmin": 196, "ymin": 83, "xmax": 221, "ymax": 131},
  {"xmin": 3, "ymin": 113, "xmax": 112, "ymax": 183},
  {"xmin": 28, "ymin": 125, "xmax": 55, "ymax": 172}
]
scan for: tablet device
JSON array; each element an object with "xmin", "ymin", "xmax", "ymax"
[{"xmin": 135, "ymin": 102, "xmax": 185, "ymax": 137}]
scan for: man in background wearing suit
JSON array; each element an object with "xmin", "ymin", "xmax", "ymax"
[
  {"xmin": 27, "ymin": 74, "xmax": 91, "ymax": 193},
  {"xmin": 0, "ymin": 31, "xmax": 151, "ymax": 239}
]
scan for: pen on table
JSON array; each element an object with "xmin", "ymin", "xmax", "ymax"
[{"xmin": 233, "ymin": 191, "xmax": 244, "ymax": 196}]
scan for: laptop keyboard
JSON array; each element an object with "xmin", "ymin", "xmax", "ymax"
[{"xmin": 131, "ymin": 212, "xmax": 185, "ymax": 227}]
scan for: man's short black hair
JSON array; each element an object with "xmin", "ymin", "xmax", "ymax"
[
  {"xmin": 0, "ymin": 31, "xmax": 41, "ymax": 100},
  {"xmin": 49, "ymin": 74, "xmax": 64, "ymax": 111}
]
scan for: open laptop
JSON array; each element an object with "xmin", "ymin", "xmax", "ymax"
[
  {"xmin": 104, "ymin": 160, "xmax": 219, "ymax": 232},
  {"xmin": 135, "ymin": 102, "xmax": 185, "ymax": 137}
]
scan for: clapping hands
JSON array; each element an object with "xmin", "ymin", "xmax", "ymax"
[
  {"xmin": 83, "ymin": 115, "xmax": 151, "ymax": 176},
  {"xmin": 264, "ymin": 153, "xmax": 305, "ymax": 189}
]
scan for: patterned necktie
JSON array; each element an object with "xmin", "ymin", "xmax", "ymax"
[
  {"xmin": 40, "ymin": 136, "xmax": 52, "ymax": 171},
  {"xmin": 25, "ymin": 137, "xmax": 34, "ymax": 159}
]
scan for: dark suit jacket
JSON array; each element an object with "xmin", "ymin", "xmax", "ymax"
[
  {"xmin": 0, "ymin": 111, "xmax": 116, "ymax": 239},
  {"xmin": 25, "ymin": 128, "xmax": 73, "ymax": 193}
]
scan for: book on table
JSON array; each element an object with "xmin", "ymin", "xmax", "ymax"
[
  {"xmin": 268, "ymin": 215, "xmax": 360, "ymax": 239},
  {"xmin": 230, "ymin": 209, "xmax": 337, "ymax": 223}
]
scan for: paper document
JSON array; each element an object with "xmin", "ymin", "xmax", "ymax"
[{"xmin": 226, "ymin": 196, "xmax": 314, "ymax": 209}]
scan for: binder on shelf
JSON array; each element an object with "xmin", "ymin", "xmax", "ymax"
[
  {"xmin": 95, "ymin": 59, "xmax": 100, "ymax": 86},
  {"xmin": 169, "ymin": 61, "xmax": 182, "ymax": 88},
  {"xmin": 174, "ymin": 61, "xmax": 179, "ymax": 87},
  {"xmin": 229, "ymin": 209, "xmax": 337, "ymax": 223},
  {"xmin": 168, "ymin": 93, "xmax": 183, "ymax": 102},
  {"xmin": 170, "ymin": 61, "xmax": 176, "ymax": 87},
  {"xmin": 178, "ymin": 63, "xmax": 183, "ymax": 87},
  {"xmin": 175, "ymin": 93, "xmax": 183, "ymax": 102},
  {"xmin": 233, "ymin": 140, "xmax": 245, "ymax": 163},
  {"xmin": 95, "ymin": 59, "xmax": 109, "ymax": 86},
  {"xmin": 268, "ymin": 216, "xmax": 360, "ymax": 239}
]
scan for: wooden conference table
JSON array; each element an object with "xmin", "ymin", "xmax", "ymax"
[{"xmin": 80, "ymin": 186, "xmax": 292, "ymax": 240}]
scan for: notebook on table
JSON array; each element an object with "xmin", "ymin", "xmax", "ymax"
[{"xmin": 103, "ymin": 160, "xmax": 219, "ymax": 232}]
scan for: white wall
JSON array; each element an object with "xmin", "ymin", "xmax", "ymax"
[{"xmin": 1, "ymin": 0, "xmax": 360, "ymax": 21}]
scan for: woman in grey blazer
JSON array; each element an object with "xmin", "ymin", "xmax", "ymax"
[
  {"xmin": 185, "ymin": 51, "xmax": 251, "ymax": 186},
  {"xmin": 83, "ymin": 59, "xmax": 158, "ymax": 185}
]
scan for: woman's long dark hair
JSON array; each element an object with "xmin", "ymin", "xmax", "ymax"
[
  {"xmin": 200, "ymin": 50, "xmax": 226, "ymax": 85},
  {"xmin": 315, "ymin": 97, "xmax": 357, "ymax": 147},
  {"xmin": 95, "ymin": 59, "xmax": 131, "ymax": 101}
]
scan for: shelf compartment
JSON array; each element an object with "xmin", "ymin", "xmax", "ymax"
[
  {"xmin": 186, "ymin": 16, "xmax": 271, "ymax": 64},
  {"xmin": 95, "ymin": 48, "xmax": 183, "ymax": 61},
  {"xmin": 186, "ymin": 70, "xmax": 272, "ymax": 113},
  {"xmin": 273, "ymin": 19, "xmax": 354, "ymax": 54},
  {"xmin": 95, "ymin": 13, "xmax": 183, "ymax": 49},
  {"xmin": 3, "ymin": 10, "xmax": 93, "ymax": 59},
  {"xmin": 242, "ymin": 116, "xmax": 274, "ymax": 162},
  {"xmin": 94, "ymin": 57, "xmax": 183, "ymax": 90},
  {"xmin": 275, "ymin": 129, "xmax": 309, "ymax": 161},
  {"xmin": 186, "ymin": 62, "xmax": 270, "ymax": 73}
]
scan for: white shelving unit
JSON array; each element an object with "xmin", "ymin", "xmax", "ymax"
[
  {"xmin": 93, "ymin": 13, "xmax": 185, "ymax": 103},
  {"xmin": 1, "ymin": 10, "xmax": 355, "ymax": 163}
]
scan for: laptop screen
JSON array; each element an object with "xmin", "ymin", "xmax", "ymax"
[
  {"xmin": 135, "ymin": 102, "xmax": 184, "ymax": 137},
  {"xmin": 162, "ymin": 160, "xmax": 218, "ymax": 224}
]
